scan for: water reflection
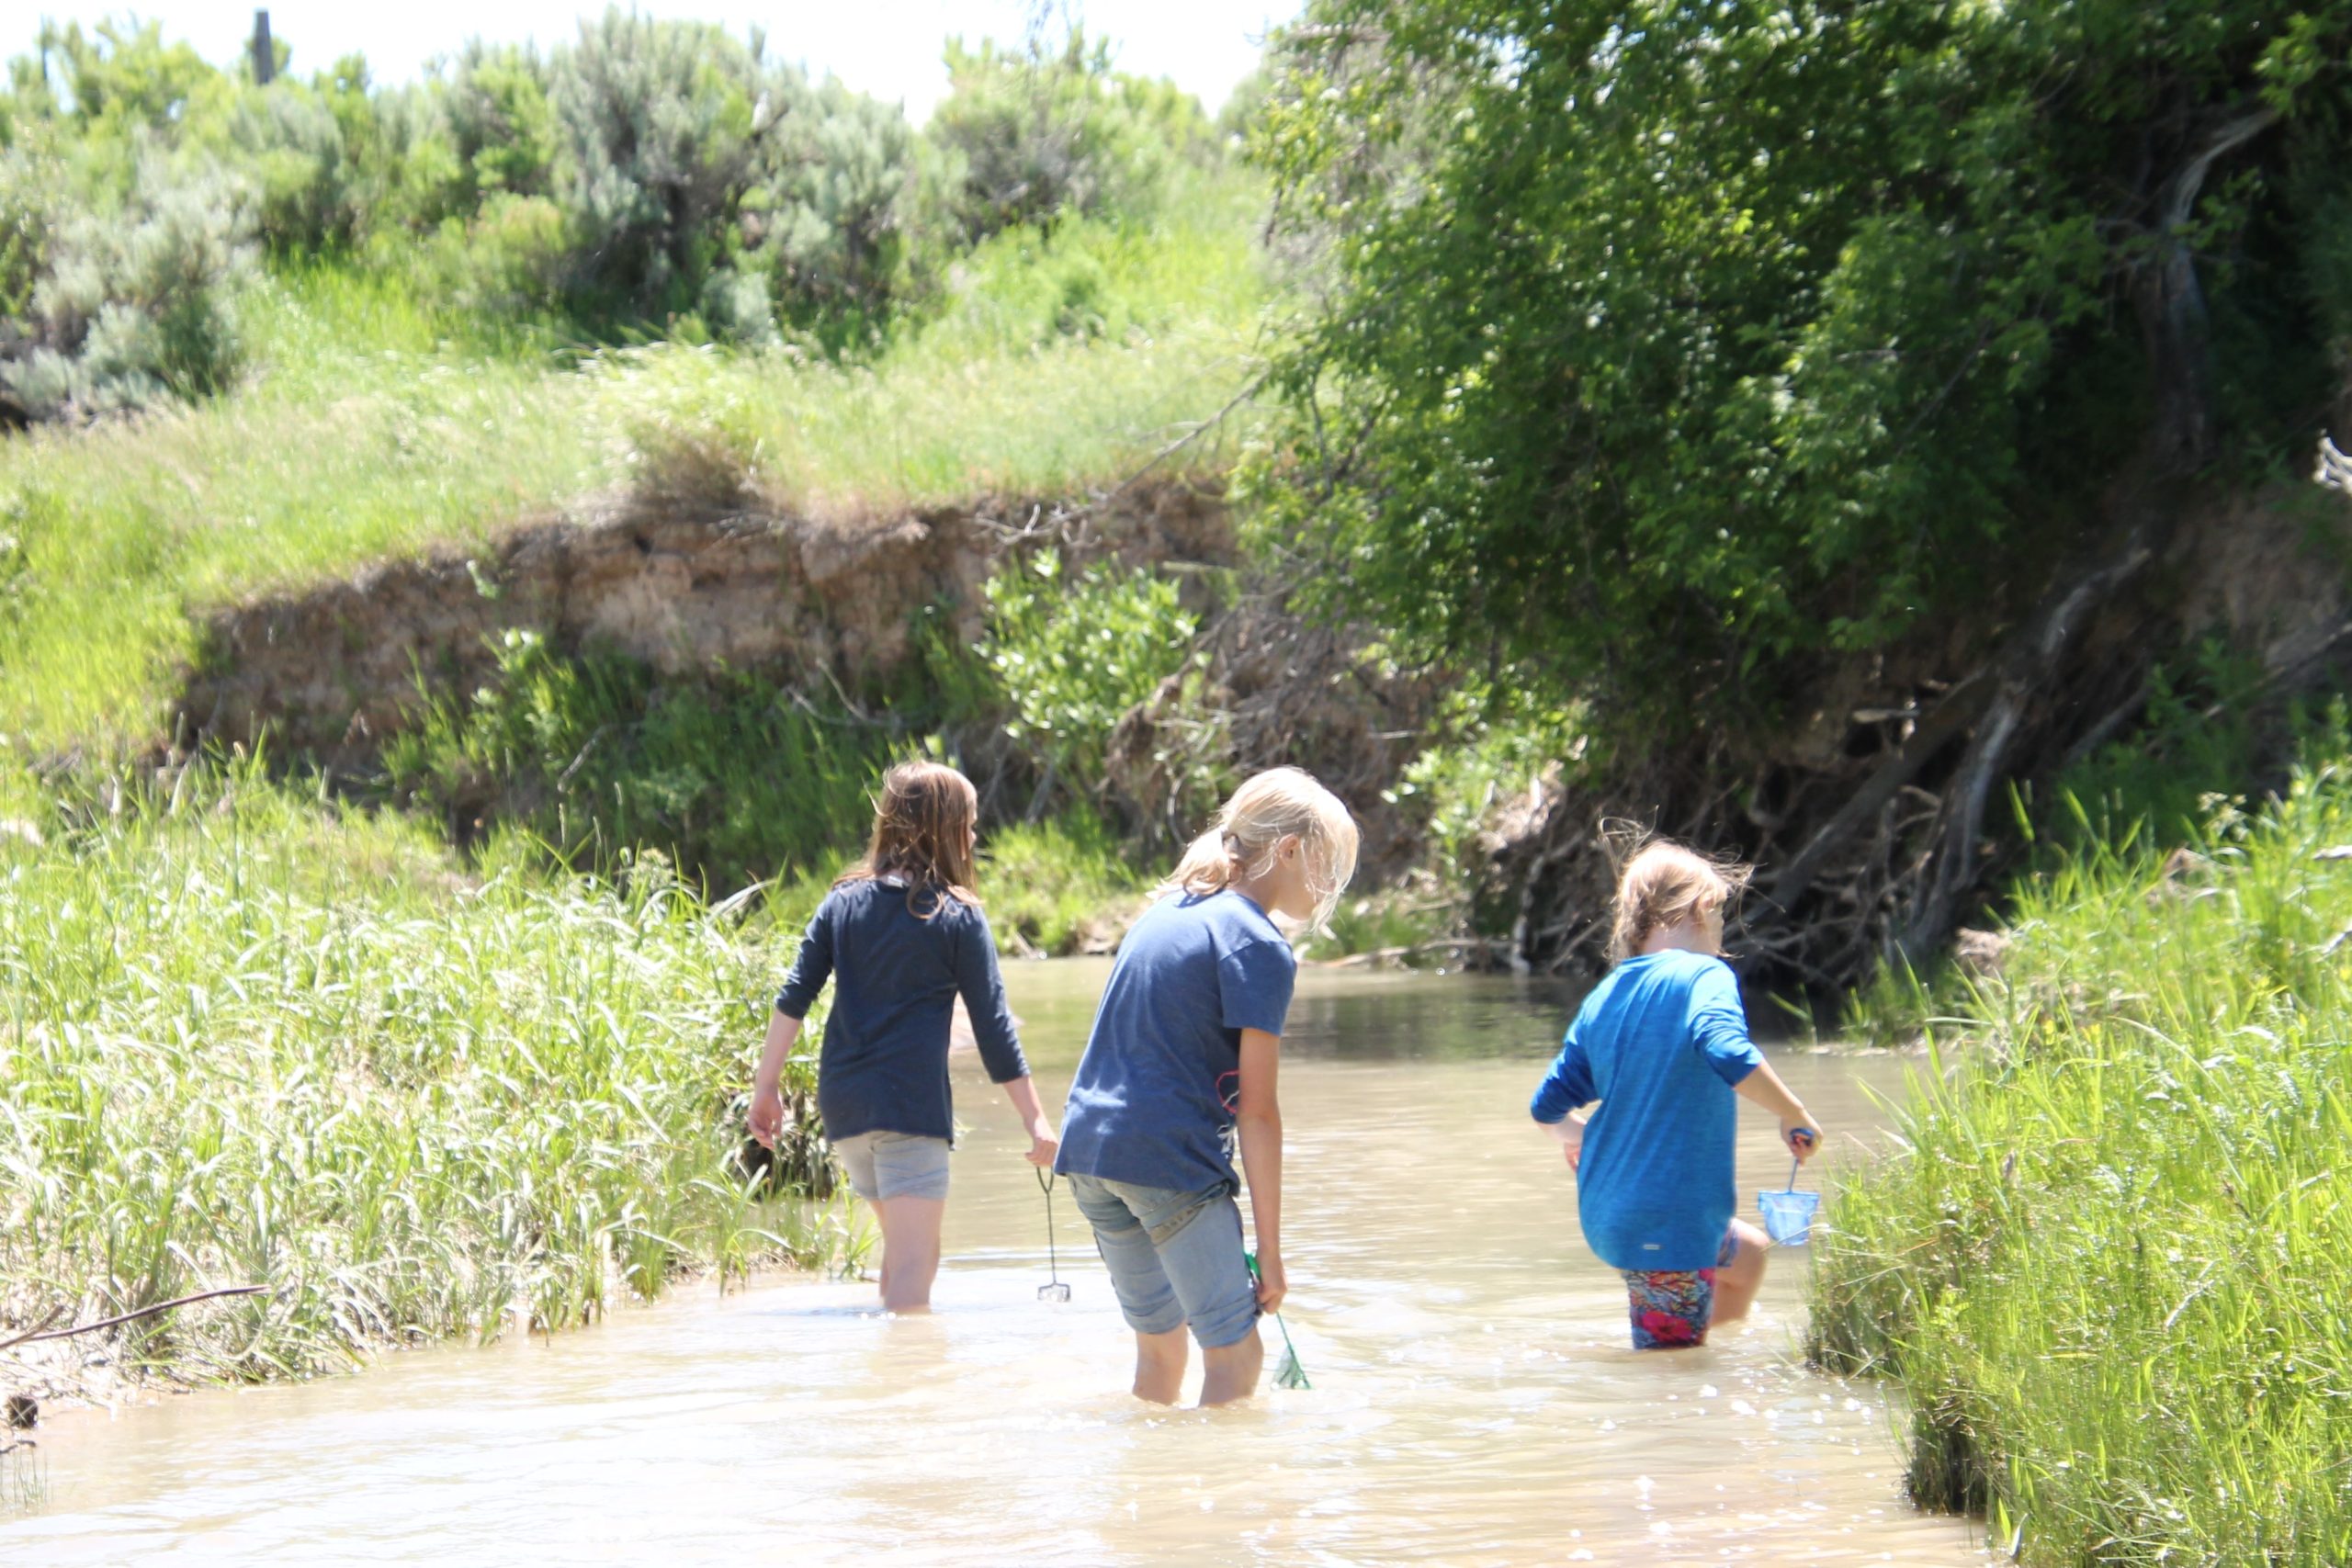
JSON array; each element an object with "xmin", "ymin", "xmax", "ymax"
[{"xmin": 2, "ymin": 964, "xmax": 1984, "ymax": 1565}]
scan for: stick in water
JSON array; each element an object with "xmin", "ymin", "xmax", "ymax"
[{"xmin": 0, "ymin": 1286, "xmax": 266, "ymax": 1352}]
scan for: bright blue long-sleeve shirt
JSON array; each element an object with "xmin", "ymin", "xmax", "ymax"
[{"xmin": 1530, "ymin": 950, "xmax": 1763, "ymax": 1272}]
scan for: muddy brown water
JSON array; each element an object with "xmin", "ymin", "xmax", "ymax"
[{"xmin": 2, "ymin": 963, "xmax": 1987, "ymax": 1565}]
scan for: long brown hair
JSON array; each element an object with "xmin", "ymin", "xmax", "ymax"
[
  {"xmin": 1608, "ymin": 839, "xmax": 1751, "ymax": 962},
  {"xmin": 836, "ymin": 761, "xmax": 981, "ymax": 917}
]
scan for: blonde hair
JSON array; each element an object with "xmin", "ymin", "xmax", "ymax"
[
  {"xmin": 1166, "ymin": 767, "xmax": 1361, "ymax": 931},
  {"xmin": 836, "ymin": 761, "xmax": 980, "ymax": 917},
  {"xmin": 1609, "ymin": 840, "xmax": 1751, "ymax": 962}
]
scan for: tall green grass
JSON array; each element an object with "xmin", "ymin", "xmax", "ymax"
[
  {"xmin": 0, "ymin": 765, "xmax": 844, "ymax": 1388},
  {"xmin": 1815, "ymin": 744, "xmax": 2352, "ymax": 1564},
  {"xmin": 0, "ymin": 172, "xmax": 1267, "ymax": 755}
]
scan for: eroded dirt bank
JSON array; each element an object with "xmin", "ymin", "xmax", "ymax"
[{"xmin": 172, "ymin": 486, "xmax": 1235, "ymax": 771}]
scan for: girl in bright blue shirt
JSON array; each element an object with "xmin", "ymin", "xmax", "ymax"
[{"xmin": 1530, "ymin": 841, "xmax": 1822, "ymax": 1349}]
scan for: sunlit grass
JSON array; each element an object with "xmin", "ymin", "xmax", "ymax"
[
  {"xmin": 0, "ymin": 765, "xmax": 843, "ymax": 1386},
  {"xmin": 0, "ymin": 171, "xmax": 1268, "ymax": 755},
  {"xmin": 1815, "ymin": 748, "xmax": 2352, "ymax": 1564}
]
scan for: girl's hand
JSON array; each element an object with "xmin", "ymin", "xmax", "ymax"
[
  {"xmin": 1782, "ymin": 1119, "xmax": 1821, "ymax": 1163},
  {"xmin": 747, "ymin": 1084, "xmax": 786, "ymax": 1150},
  {"xmin": 1252, "ymin": 1251, "xmax": 1287, "ymax": 1314},
  {"xmin": 1562, "ymin": 1108, "xmax": 1589, "ymax": 1172},
  {"xmin": 1024, "ymin": 1122, "xmax": 1059, "ymax": 1168}
]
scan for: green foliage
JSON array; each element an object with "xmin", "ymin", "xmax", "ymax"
[
  {"xmin": 1388, "ymin": 691, "xmax": 1578, "ymax": 934},
  {"xmin": 981, "ymin": 546, "xmax": 1202, "ymax": 796},
  {"xmin": 541, "ymin": 10, "xmax": 785, "ymax": 323},
  {"xmin": 925, "ymin": 28, "xmax": 1216, "ymax": 243},
  {"xmin": 1250, "ymin": 0, "xmax": 2352, "ymax": 739},
  {"xmin": 2036, "ymin": 640, "xmax": 2280, "ymax": 854},
  {"xmin": 0, "ymin": 761, "xmax": 843, "ymax": 1386},
  {"xmin": 381, "ymin": 627, "xmax": 913, "ymax": 892},
  {"xmin": 0, "ymin": 13, "xmax": 1243, "ymax": 383},
  {"xmin": 1819, "ymin": 736, "xmax": 2352, "ymax": 1562},
  {"xmin": 2, "ymin": 153, "xmax": 257, "ymax": 419},
  {"xmin": 974, "ymin": 812, "xmax": 1149, "ymax": 956},
  {"xmin": 31, "ymin": 17, "xmax": 211, "ymax": 133},
  {"xmin": 749, "ymin": 78, "xmax": 917, "ymax": 328}
]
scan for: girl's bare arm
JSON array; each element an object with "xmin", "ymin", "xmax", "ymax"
[
  {"xmin": 1236, "ymin": 1026, "xmax": 1284, "ymax": 1312},
  {"xmin": 747, "ymin": 1009, "xmax": 803, "ymax": 1148},
  {"xmin": 1733, "ymin": 1060, "xmax": 1823, "ymax": 1160}
]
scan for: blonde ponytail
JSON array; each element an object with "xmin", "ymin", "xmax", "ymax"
[{"xmin": 1165, "ymin": 767, "xmax": 1361, "ymax": 931}]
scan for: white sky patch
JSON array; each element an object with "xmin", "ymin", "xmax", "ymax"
[{"xmin": 16, "ymin": 1, "xmax": 1301, "ymax": 122}]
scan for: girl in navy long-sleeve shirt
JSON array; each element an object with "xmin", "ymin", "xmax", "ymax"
[{"xmin": 748, "ymin": 761, "xmax": 1057, "ymax": 1313}]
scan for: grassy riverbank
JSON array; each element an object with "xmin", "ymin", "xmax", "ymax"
[
  {"xmin": 0, "ymin": 171, "xmax": 1264, "ymax": 754},
  {"xmin": 1813, "ymin": 747, "xmax": 2352, "ymax": 1564},
  {"xmin": 0, "ymin": 770, "xmax": 850, "ymax": 1399}
]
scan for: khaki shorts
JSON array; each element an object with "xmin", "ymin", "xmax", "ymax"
[{"xmin": 831, "ymin": 1130, "xmax": 951, "ymax": 1201}]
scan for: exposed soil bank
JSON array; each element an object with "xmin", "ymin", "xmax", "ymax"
[
  {"xmin": 165, "ymin": 480, "xmax": 1442, "ymax": 881},
  {"xmin": 171, "ymin": 486, "xmax": 1234, "ymax": 773}
]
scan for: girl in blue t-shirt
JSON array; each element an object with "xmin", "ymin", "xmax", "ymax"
[
  {"xmin": 747, "ymin": 761, "xmax": 1058, "ymax": 1314},
  {"xmin": 1530, "ymin": 841, "xmax": 1823, "ymax": 1349},
  {"xmin": 1057, "ymin": 768, "xmax": 1359, "ymax": 1405}
]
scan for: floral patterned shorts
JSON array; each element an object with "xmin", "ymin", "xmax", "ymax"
[{"xmin": 1621, "ymin": 1227, "xmax": 1740, "ymax": 1350}]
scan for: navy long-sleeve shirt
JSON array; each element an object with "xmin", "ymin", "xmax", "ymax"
[{"xmin": 775, "ymin": 876, "xmax": 1028, "ymax": 1144}]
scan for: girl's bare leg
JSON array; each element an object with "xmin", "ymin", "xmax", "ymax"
[
  {"xmin": 1198, "ymin": 1326, "xmax": 1265, "ymax": 1406},
  {"xmin": 1132, "ymin": 1327, "xmax": 1188, "ymax": 1404},
  {"xmin": 1712, "ymin": 1219, "xmax": 1772, "ymax": 1325},
  {"xmin": 872, "ymin": 1196, "xmax": 945, "ymax": 1314}
]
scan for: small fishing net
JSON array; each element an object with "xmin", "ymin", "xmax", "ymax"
[
  {"xmin": 1035, "ymin": 1168, "xmax": 1070, "ymax": 1303},
  {"xmin": 1758, "ymin": 1152, "xmax": 1821, "ymax": 1247},
  {"xmin": 1245, "ymin": 1252, "xmax": 1310, "ymax": 1390}
]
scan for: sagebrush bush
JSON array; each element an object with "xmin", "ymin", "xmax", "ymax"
[
  {"xmin": 925, "ymin": 28, "xmax": 1216, "ymax": 243},
  {"xmin": 545, "ymin": 9, "xmax": 786, "ymax": 318},
  {"xmin": 3, "ymin": 154, "xmax": 257, "ymax": 419}
]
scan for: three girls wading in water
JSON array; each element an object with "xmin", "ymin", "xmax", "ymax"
[
  {"xmin": 746, "ymin": 761, "xmax": 1058, "ymax": 1314},
  {"xmin": 750, "ymin": 757, "xmax": 1818, "ymax": 1391},
  {"xmin": 1530, "ymin": 842, "xmax": 1823, "ymax": 1350}
]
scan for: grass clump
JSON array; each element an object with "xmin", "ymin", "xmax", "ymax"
[
  {"xmin": 0, "ymin": 763, "xmax": 842, "ymax": 1390},
  {"xmin": 1815, "ymin": 739, "xmax": 2352, "ymax": 1564}
]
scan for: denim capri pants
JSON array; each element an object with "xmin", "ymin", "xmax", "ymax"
[
  {"xmin": 831, "ymin": 1130, "xmax": 951, "ymax": 1201},
  {"xmin": 1068, "ymin": 1173, "xmax": 1260, "ymax": 1349}
]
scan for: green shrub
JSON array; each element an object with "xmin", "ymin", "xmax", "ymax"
[
  {"xmin": 542, "ymin": 9, "xmax": 787, "ymax": 321},
  {"xmin": 981, "ymin": 546, "xmax": 1202, "ymax": 799},
  {"xmin": 924, "ymin": 28, "xmax": 1216, "ymax": 244},
  {"xmin": 383, "ymin": 627, "xmax": 927, "ymax": 891},
  {"xmin": 2, "ymin": 154, "xmax": 257, "ymax": 419},
  {"xmin": 747, "ymin": 78, "xmax": 916, "ymax": 328},
  {"xmin": 0, "ymin": 764, "xmax": 842, "ymax": 1386}
]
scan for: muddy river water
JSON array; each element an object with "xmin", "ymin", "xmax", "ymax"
[{"xmin": 3, "ymin": 963, "xmax": 1988, "ymax": 1565}]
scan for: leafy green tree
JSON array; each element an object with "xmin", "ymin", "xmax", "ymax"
[
  {"xmin": 32, "ymin": 18, "xmax": 213, "ymax": 134},
  {"xmin": 1250, "ymin": 0, "xmax": 2352, "ymax": 739}
]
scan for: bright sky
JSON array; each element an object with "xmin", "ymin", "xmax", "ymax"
[{"xmin": 19, "ymin": 2, "xmax": 1300, "ymax": 121}]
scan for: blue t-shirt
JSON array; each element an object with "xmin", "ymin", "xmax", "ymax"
[
  {"xmin": 775, "ymin": 877, "xmax": 1027, "ymax": 1145},
  {"xmin": 1055, "ymin": 889, "xmax": 1298, "ymax": 1194},
  {"xmin": 1528, "ymin": 950, "xmax": 1764, "ymax": 1272}
]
